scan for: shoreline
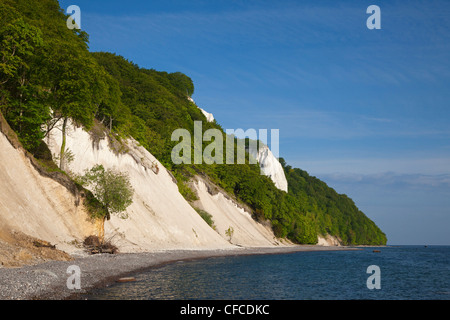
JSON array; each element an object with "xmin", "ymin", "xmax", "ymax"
[{"xmin": 0, "ymin": 245, "xmax": 357, "ymax": 300}]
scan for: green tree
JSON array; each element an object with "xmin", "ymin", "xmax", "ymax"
[
  {"xmin": 0, "ymin": 6, "xmax": 49, "ymax": 150},
  {"xmin": 0, "ymin": 6, "xmax": 42, "ymax": 86},
  {"xmin": 45, "ymin": 45, "xmax": 107, "ymax": 170},
  {"xmin": 78, "ymin": 164, "xmax": 134, "ymax": 240},
  {"xmin": 95, "ymin": 71, "xmax": 125, "ymax": 131}
]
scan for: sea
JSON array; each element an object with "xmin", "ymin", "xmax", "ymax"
[{"xmin": 83, "ymin": 245, "xmax": 450, "ymax": 300}]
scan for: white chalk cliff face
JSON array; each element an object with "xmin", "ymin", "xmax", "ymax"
[
  {"xmin": 0, "ymin": 130, "xmax": 97, "ymax": 255},
  {"xmin": 199, "ymin": 108, "xmax": 214, "ymax": 123},
  {"xmin": 248, "ymin": 144, "xmax": 288, "ymax": 193},
  {"xmin": 188, "ymin": 96, "xmax": 214, "ymax": 122},
  {"xmin": 45, "ymin": 120, "xmax": 231, "ymax": 252},
  {"xmin": 41, "ymin": 119, "xmax": 288, "ymax": 251},
  {"xmin": 317, "ymin": 234, "xmax": 342, "ymax": 246},
  {"xmin": 192, "ymin": 178, "xmax": 285, "ymax": 247}
]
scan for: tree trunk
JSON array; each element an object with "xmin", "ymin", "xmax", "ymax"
[
  {"xmin": 59, "ymin": 117, "xmax": 67, "ymax": 171},
  {"xmin": 100, "ymin": 215, "xmax": 106, "ymax": 243},
  {"xmin": 95, "ymin": 215, "xmax": 106, "ymax": 244},
  {"xmin": 18, "ymin": 72, "xmax": 27, "ymax": 134}
]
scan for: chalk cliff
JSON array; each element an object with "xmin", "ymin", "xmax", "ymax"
[
  {"xmin": 44, "ymin": 120, "xmax": 232, "ymax": 252},
  {"xmin": 44, "ymin": 120, "xmax": 285, "ymax": 252},
  {"xmin": 188, "ymin": 96, "xmax": 215, "ymax": 122},
  {"xmin": 0, "ymin": 120, "xmax": 96, "ymax": 260},
  {"xmin": 248, "ymin": 143, "xmax": 288, "ymax": 192}
]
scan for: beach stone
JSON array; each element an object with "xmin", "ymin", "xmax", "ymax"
[{"xmin": 116, "ymin": 277, "xmax": 136, "ymax": 283}]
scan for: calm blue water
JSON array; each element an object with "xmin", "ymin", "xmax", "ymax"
[{"xmin": 84, "ymin": 246, "xmax": 450, "ymax": 300}]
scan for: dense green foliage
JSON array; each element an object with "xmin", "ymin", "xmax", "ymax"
[
  {"xmin": 77, "ymin": 164, "xmax": 134, "ymax": 220},
  {"xmin": 90, "ymin": 51, "xmax": 211, "ymax": 168},
  {"xmin": 280, "ymin": 159, "xmax": 387, "ymax": 245},
  {"xmin": 0, "ymin": 0, "xmax": 386, "ymax": 245}
]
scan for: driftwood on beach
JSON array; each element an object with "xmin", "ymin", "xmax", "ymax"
[
  {"xmin": 33, "ymin": 240, "xmax": 56, "ymax": 250},
  {"xmin": 83, "ymin": 235, "xmax": 118, "ymax": 255}
]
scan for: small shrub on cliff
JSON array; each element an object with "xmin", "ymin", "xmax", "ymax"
[
  {"xmin": 225, "ymin": 226, "xmax": 234, "ymax": 242},
  {"xmin": 195, "ymin": 208, "xmax": 216, "ymax": 230},
  {"xmin": 77, "ymin": 164, "xmax": 134, "ymax": 241},
  {"xmin": 78, "ymin": 164, "xmax": 134, "ymax": 220}
]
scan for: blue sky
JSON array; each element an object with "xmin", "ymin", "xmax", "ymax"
[{"xmin": 60, "ymin": 0, "xmax": 450, "ymax": 245}]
